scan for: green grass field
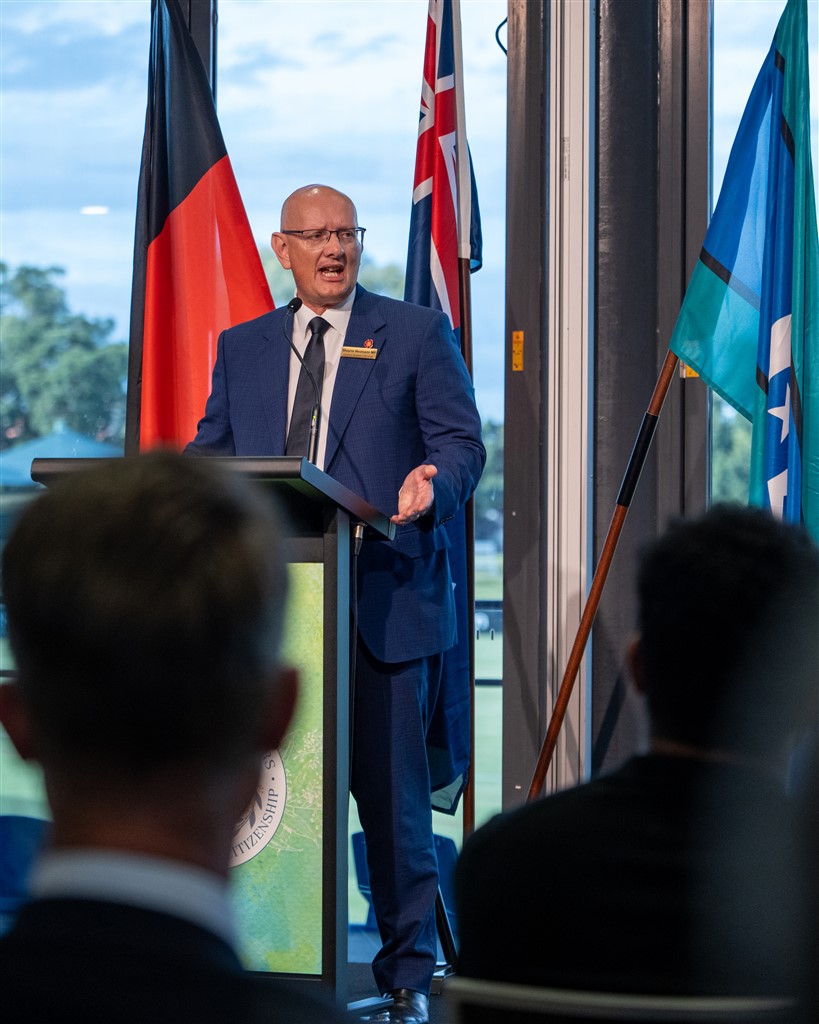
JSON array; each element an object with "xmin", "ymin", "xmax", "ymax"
[{"xmin": 348, "ymin": 683, "xmax": 502, "ymax": 925}]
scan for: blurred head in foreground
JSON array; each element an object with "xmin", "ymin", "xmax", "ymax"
[
  {"xmin": 633, "ymin": 503, "xmax": 819, "ymax": 1008},
  {"xmin": 630, "ymin": 502, "xmax": 818, "ymax": 765},
  {"xmin": 0, "ymin": 452, "xmax": 297, "ymax": 875}
]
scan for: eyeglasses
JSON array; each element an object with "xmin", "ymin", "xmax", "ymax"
[{"xmin": 280, "ymin": 227, "xmax": 366, "ymax": 249}]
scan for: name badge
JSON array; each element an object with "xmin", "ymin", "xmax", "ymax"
[{"xmin": 341, "ymin": 345, "xmax": 378, "ymax": 360}]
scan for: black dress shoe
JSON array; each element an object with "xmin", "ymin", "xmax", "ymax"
[
  {"xmin": 360, "ymin": 989, "xmax": 429, "ymax": 1024},
  {"xmin": 387, "ymin": 990, "xmax": 429, "ymax": 1024}
]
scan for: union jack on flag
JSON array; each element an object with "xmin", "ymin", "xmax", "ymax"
[{"xmin": 405, "ymin": 0, "xmax": 482, "ymax": 331}]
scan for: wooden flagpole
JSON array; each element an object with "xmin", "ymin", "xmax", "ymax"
[{"xmin": 527, "ymin": 349, "xmax": 680, "ymax": 801}]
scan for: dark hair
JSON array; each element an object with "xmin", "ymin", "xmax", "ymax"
[
  {"xmin": 636, "ymin": 503, "xmax": 819, "ymax": 755},
  {"xmin": 2, "ymin": 452, "xmax": 289, "ymax": 775}
]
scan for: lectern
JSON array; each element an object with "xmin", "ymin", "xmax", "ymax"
[{"xmin": 30, "ymin": 455, "xmax": 394, "ymax": 1004}]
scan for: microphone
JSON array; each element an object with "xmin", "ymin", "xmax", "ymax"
[{"xmin": 284, "ymin": 297, "xmax": 322, "ymax": 465}]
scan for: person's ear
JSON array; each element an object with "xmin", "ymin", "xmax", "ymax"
[
  {"xmin": 271, "ymin": 232, "xmax": 292, "ymax": 270},
  {"xmin": 258, "ymin": 667, "xmax": 299, "ymax": 754},
  {"xmin": 627, "ymin": 635, "xmax": 647, "ymax": 695},
  {"xmin": 0, "ymin": 682, "xmax": 38, "ymax": 762}
]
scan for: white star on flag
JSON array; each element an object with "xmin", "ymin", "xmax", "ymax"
[
  {"xmin": 767, "ymin": 467, "xmax": 789, "ymax": 519},
  {"xmin": 768, "ymin": 381, "xmax": 791, "ymax": 443}
]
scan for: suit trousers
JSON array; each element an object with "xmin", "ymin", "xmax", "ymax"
[{"xmin": 350, "ymin": 637, "xmax": 444, "ymax": 995}]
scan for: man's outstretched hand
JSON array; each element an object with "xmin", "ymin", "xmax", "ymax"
[{"xmin": 392, "ymin": 464, "xmax": 437, "ymax": 525}]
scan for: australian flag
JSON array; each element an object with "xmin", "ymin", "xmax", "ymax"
[
  {"xmin": 406, "ymin": 0, "xmax": 482, "ymax": 326},
  {"xmin": 405, "ymin": 0, "xmax": 482, "ymax": 813},
  {"xmin": 670, "ymin": 0, "xmax": 818, "ymax": 539}
]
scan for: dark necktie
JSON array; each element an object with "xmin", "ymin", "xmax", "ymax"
[{"xmin": 286, "ymin": 316, "xmax": 329, "ymax": 460}]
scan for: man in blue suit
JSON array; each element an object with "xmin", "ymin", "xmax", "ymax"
[{"xmin": 186, "ymin": 184, "xmax": 485, "ymax": 1023}]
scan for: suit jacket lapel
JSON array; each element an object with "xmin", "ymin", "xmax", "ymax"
[
  {"xmin": 258, "ymin": 309, "xmax": 292, "ymax": 452},
  {"xmin": 325, "ymin": 287, "xmax": 386, "ymax": 470}
]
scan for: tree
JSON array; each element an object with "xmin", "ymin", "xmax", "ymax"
[
  {"xmin": 358, "ymin": 257, "xmax": 405, "ymax": 299},
  {"xmin": 475, "ymin": 419, "xmax": 503, "ymax": 548},
  {"xmin": 258, "ymin": 248, "xmax": 405, "ymax": 305},
  {"xmin": 0, "ymin": 263, "xmax": 128, "ymax": 449},
  {"xmin": 712, "ymin": 397, "xmax": 752, "ymax": 504}
]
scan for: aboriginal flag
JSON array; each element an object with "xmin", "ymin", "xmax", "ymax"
[{"xmin": 126, "ymin": 0, "xmax": 273, "ymax": 452}]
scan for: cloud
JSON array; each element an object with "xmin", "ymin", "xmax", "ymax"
[
  {"xmin": 0, "ymin": 0, "xmax": 146, "ymax": 36},
  {"xmin": 1, "ymin": 83, "xmax": 146, "ymax": 212},
  {"xmin": 0, "ymin": 18, "xmax": 147, "ymax": 90},
  {"xmin": 2, "ymin": 0, "xmax": 813, "ymax": 430},
  {"xmin": 215, "ymin": 0, "xmax": 507, "ymax": 267},
  {"xmin": 0, "ymin": 206, "xmax": 136, "ymax": 355},
  {"xmin": 712, "ymin": 0, "xmax": 819, "ymax": 193}
]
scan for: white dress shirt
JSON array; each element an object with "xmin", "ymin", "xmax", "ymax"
[{"xmin": 286, "ymin": 289, "xmax": 355, "ymax": 471}]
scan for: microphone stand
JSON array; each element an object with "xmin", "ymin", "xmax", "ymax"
[{"xmin": 307, "ymin": 403, "xmax": 321, "ymax": 465}]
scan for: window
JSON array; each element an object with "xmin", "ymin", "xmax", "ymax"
[
  {"xmin": 0, "ymin": 0, "xmax": 149, "ymax": 817},
  {"xmin": 215, "ymin": 0, "xmax": 507, "ymax": 928},
  {"xmin": 0, "ymin": 0, "xmax": 507, "ymax": 907}
]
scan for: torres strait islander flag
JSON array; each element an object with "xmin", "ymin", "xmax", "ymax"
[
  {"xmin": 406, "ymin": 0, "xmax": 482, "ymax": 814},
  {"xmin": 126, "ymin": 0, "xmax": 273, "ymax": 452},
  {"xmin": 670, "ymin": 0, "xmax": 818, "ymax": 539}
]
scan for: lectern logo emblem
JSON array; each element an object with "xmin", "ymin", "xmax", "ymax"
[{"xmin": 230, "ymin": 750, "xmax": 287, "ymax": 866}]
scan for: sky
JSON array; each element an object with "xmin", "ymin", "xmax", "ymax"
[{"xmin": 0, "ymin": 0, "xmax": 817, "ymax": 426}]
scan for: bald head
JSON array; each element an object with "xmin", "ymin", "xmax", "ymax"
[
  {"xmin": 280, "ymin": 184, "xmax": 358, "ymax": 230},
  {"xmin": 272, "ymin": 183, "xmax": 363, "ymax": 314}
]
